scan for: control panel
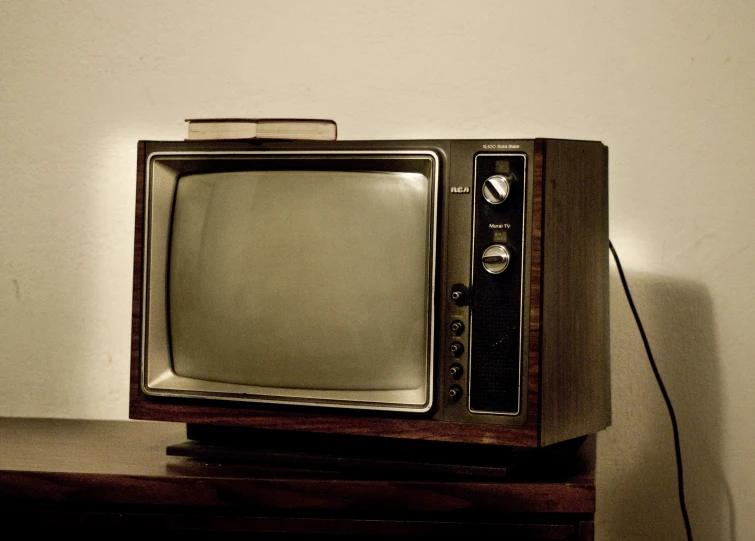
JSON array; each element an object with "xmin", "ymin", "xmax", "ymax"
[{"xmin": 468, "ymin": 154, "xmax": 527, "ymax": 415}]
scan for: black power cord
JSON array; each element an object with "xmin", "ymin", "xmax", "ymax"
[{"xmin": 608, "ymin": 240, "xmax": 694, "ymax": 541}]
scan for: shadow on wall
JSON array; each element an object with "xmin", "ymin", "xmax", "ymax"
[{"xmin": 597, "ymin": 271, "xmax": 735, "ymax": 541}]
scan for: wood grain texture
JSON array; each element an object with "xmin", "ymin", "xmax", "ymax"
[
  {"xmin": 0, "ymin": 419, "xmax": 596, "ymax": 527},
  {"xmin": 0, "ymin": 471, "xmax": 596, "ymax": 513},
  {"xmin": 529, "ymin": 139, "xmax": 546, "ymax": 445},
  {"xmin": 130, "ymin": 400, "xmax": 538, "ymax": 446},
  {"xmin": 0, "ymin": 509, "xmax": 581, "ymax": 536},
  {"xmin": 579, "ymin": 520, "xmax": 596, "ymax": 541},
  {"xmin": 539, "ymin": 139, "xmax": 610, "ymax": 446},
  {"xmin": 130, "ymin": 141, "xmax": 146, "ymax": 406}
]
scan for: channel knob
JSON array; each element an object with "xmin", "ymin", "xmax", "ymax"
[
  {"xmin": 481, "ymin": 244, "xmax": 510, "ymax": 274},
  {"xmin": 481, "ymin": 175, "xmax": 511, "ymax": 205}
]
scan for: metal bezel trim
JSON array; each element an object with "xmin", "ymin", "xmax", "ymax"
[{"xmin": 140, "ymin": 149, "xmax": 440, "ymax": 413}]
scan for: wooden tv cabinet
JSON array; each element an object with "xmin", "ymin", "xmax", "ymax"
[{"xmin": 0, "ymin": 419, "xmax": 596, "ymax": 539}]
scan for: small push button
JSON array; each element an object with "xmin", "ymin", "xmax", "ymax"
[
  {"xmin": 450, "ymin": 363, "xmax": 463, "ymax": 380},
  {"xmin": 449, "ymin": 385, "xmax": 463, "ymax": 401},
  {"xmin": 450, "ymin": 284, "xmax": 468, "ymax": 305}
]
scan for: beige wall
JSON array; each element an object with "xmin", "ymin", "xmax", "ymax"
[{"xmin": 1, "ymin": 1, "xmax": 752, "ymax": 539}]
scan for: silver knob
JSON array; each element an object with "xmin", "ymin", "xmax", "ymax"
[
  {"xmin": 481, "ymin": 244, "xmax": 510, "ymax": 274},
  {"xmin": 482, "ymin": 175, "xmax": 511, "ymax": 205}
]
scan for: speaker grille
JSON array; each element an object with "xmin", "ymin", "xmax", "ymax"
[{"xmin": 469, "ymin": 262, "xmax": 523, "ymax": 413}]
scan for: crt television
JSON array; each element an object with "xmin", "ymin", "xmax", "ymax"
[{"xmin": 130, "ymin": 138, "xmax": 609, "ymax": 447}]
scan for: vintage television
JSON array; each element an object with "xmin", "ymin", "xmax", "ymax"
[{"xmin": 130, "ymin": 138, "xmax": 610, "ymax": 448}]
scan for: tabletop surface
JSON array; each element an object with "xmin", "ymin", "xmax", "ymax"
[{"xmin": 0, "ymin": 418, "xmax": 596, "ymax": 514}]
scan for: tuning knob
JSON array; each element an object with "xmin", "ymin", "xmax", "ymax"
[
  {"xmin": 482, "ymin": 175, "xmax": 511, "ymax": 205},
  {"xmin": 481, "ymin": 244, "xmax": 510, "ymax": 274}
]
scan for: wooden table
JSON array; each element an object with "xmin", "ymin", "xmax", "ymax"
[{"xmin": 0, "ymin": 419, "xmax": 596, "ymax": 538}]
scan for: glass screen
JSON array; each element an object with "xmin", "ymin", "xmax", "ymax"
[{"xmin": 168, "ymin": 170, "xmax": 432, "ymax": 392}]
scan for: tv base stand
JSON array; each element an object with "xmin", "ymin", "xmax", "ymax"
[{"xmin": 172, "ymin": 424, "xmax": 587, "ymax": 480}]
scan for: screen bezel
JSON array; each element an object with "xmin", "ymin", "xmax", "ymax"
[{"xmin": 141, "ymin": 150, "xmax": 440, "ymax": 412}]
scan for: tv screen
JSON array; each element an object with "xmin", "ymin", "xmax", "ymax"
[{"xmin": 168, "ymin": 170, "xmax": 433, "ymax": 394}]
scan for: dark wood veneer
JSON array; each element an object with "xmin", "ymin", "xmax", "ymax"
[
  {"xmin": 539, "ymin": 139, "xmax": 611, "ymax": 446},
  {"xmin": 0, "ymin": 419, "xmax": 596, "ymax": 537},
  {"xmin": 129, "ymin": 399, "xmax": 539, "ymax": 446},
  {"xmin": 130, "ymin": 140, "xmax": 146, "ymax": 408},
  {"xmin": 529, "ymin": 139, "xmax": 546, "ymax": 444}
]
